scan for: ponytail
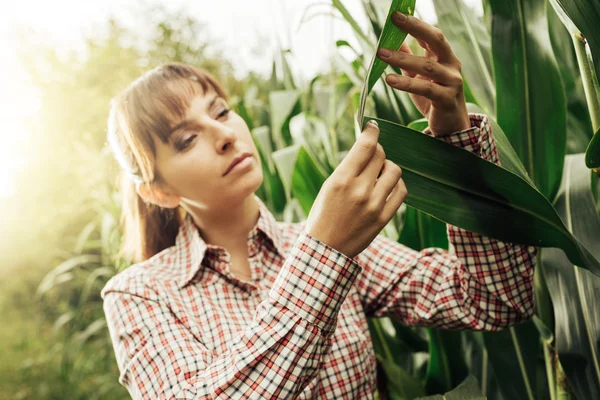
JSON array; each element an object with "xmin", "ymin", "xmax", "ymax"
[{"xmin": 116, "ymin": 172, "xmax": 183, "ymax": 264}]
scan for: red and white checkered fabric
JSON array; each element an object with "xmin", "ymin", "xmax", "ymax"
[{"xmin": 102, "ymin": 113, "xmax": 538, "ymax": 399}]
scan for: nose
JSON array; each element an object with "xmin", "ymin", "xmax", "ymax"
[{"xmin": 208, "ymin": 119, "xmax": 237, "ymax": 153}]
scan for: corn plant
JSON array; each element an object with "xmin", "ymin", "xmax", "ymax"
[
  {"xmin": 35, "ymin": 0, "xmax": 600, "ymax": 398},
  {"xmin": 251, "ymin": 0, "xmax": 600, "ymax": 398}
]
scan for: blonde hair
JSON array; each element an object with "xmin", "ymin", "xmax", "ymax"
[{"xmin": 107, "ymin": 62, "xmax": 228, "ymax": 263}]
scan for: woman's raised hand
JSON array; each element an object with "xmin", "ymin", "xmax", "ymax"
[
  {"xmin": 305, "ymin": 120, "xmax": 406, "ymax": 259},
  {"xmin": 376, "ymin": 11, "xmax": 471, "ymax": 137}
]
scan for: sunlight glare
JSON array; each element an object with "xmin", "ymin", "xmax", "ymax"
[{"xmin": 0, "ymin": 45, "xmax": 40, "ymax": 199}]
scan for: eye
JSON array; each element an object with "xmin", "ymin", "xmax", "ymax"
[
  {"xmin": 177, "ymin": 135, "xmax": 195, "ymax": 151},
  {"xmin": 218, "ymin": 108, "xmax": 230, "ymax": 118}
]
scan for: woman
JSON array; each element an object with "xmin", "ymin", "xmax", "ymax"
[{"xmin": 102, "ymin": 11, "xmax": 538, "ymax": 399}]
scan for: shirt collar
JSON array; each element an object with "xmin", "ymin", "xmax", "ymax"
[{"xmin": 173, "ymin": 194, "xmax": 285, "ymax": 289}]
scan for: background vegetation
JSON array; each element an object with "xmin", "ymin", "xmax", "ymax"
[{"xmin": 1, "ymin": 0, "xmax": 598, "ymax": 399}]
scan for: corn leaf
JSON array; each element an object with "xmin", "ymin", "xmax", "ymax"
[
  {"xmin": 548, "ymin": 0, "xmax": 600, "ymax": 84},
  {"xmin": 547, "ymin": 5, "xmax": 595, "ymax": 156},
  {"xmin": 433, "ymin": 0, "xmax": 495, "ymax": 116},
  {"xmin": 586, "ymin": 127, "xmax": 600, "ymax": 170},
  {"xmin": 488, "ymin": 0, "xmax": 567, "ymax": 201},
  {"xmin": 366, "ymin": 114, "xmax": 600, "ymax": 277},
  {"xmin": 541, "ymin": 153, "xmax": 600, "ymax": 399},
  {"xmin": 357, "ymin": 0, "xmax": 416, "ymax": 126},
  {"xmin": 416, "ymin": 375, "xmax": 485, "ymax": 400}
]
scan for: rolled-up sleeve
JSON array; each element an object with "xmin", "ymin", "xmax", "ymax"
[
  {"xmin": 102, "ymin": 230, "xmax": 363, "ymax": 399},
  {"xmin": 353, "ymin": 113, "xmax": 538, "ymax": 331}
]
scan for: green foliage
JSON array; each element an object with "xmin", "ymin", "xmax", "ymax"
[{"xmin": 4, "ymin": 0, "xmax": 600, "ymax": 399}]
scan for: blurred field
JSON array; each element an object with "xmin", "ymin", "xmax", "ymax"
[{"xmin": 2, "ymin": 0, "xmax": 599, "ymax": 398}]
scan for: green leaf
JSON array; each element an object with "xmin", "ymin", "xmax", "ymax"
[
  {"xmin": 398, "ymin": 206, "xmax": 448, "ymax": 252},
  {"xmin": 541, "ymin": 153, "xmax": 600, "ymax": 399},
  {"xmin": 272, "ymin": 145, "xmax": 301, "ymax": 202},
  {"xmin": 376, "ymin": 354, "xmax": 427, "ymax": 399},
  {"xmin": 585, "ymin": 127, "xmax": 600, "ymax": 170},
  {"xmin": 482, "ymin": 320, "xmax": 541, "ymax": 400},
  {"xmin": 433, "ymin": 0, "xmax": 495, "ymax": 116},
  {"xmin": 253, "ymin": 126, "xmax": 286, "ymax": 213},
  {"xmin": 547, "ymin": 4, "xmax": 595, "ymax": 155},
  {"xmin": 416, "ymin": 375, "xmax": 485, "ymax": 399},
  {"xmin": 407, "ymin": 118, "xmax": 429, "ymax": 133},
  {"xmin": 269, "ymin": 90, "xmax": 301, "ymax": 148},
  {"xmin": 331, "ymin": 0, "xmax": 375, "ymax": 53},
  {"xmin": 291, "ymin": 145, "xmax": 329, "ymax": 215},
  {"xmin": 466, "ymin": 103, "xmax": 533, "ymax": 185},
  {"xmin": 365, "ymin": 114, "xmax": 600, "ymax": 277},
  {"xmin": 548, "ymin": 0, "xmax": 600, "ymax": 84},
  {"xmin": 425, "ymin": 329, "xmax": 469, "ymax": 394},
  {"xmin": 357, "ymin": 0, "xmax": 416, "ymax": 126},
  {"xmin": 489, "ymin": 0, "xmax": 567, "ymax": 201}
]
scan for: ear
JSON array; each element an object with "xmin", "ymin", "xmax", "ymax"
[{"xmin": 136, "ymin": 182, "xmax": 181, "ymax": 208}]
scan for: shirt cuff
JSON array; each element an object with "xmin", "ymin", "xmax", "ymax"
[
  {"xmin": 268, "ymin": 230, "xmax": 363, "ymax": 337},
  {"xmin": 422, "ymin": 113, "xmax": 499, "ymax": 165}
]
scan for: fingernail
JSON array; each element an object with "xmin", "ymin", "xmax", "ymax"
[
  {"xmin": 378, "ymin": 48, "xmax": 392, "ymax": 58},
  {"xmin": 393, "ymin": 11, "xmax": 408, "ymax": 23},
  {"xmin": 368, "ymin": 120, "xmax": 378, "ymax": 127},
  {"xmin": 387, "ymin": 75, "xmax": 399, "ymax": 84}
]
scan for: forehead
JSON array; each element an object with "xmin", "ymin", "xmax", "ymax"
[
  {"xmin": 166, "ymin": 79, "xmax": 218, "ymax": 121},
  {"xmin": 149, "ymin": 79, "xmax": 220, "ymax": 146}
]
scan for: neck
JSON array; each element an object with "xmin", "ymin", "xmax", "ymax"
[{"xmin": 186, "ymin": 194, "xmax": 260, "ymax": 256}]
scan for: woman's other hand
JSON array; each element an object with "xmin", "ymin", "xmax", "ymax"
[{"xmin": 376, "ymin": 11, "xmax": 470, "ymax": 137}]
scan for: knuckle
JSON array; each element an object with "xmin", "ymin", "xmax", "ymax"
[
  {"xmin": 367, "ymin": 201, "xmax": 380, "ymax": 216},
  {"xmin": 395, "ymin": 164, "xmax": 403, "ymax": 177},
  {"xmin": 358, "ymin": 138, "xmax": 376, "ymax": 152},
  {"xmin": 423, "ymin": 81, "xmax": 434, "ymax": 97},
  {"xmin": 455, "ymin": 58, "xmax": 463, "ymax": 72},
  {"xmin": 326, "ymin": 176, "xmax": 345, "ymax": 191},
  {"xmin": 424, "ymin": 60, "xmax": 435, "ymax": 73},
  {"xmin": 353, "ymin": 188, "xmax": 369, "ymax": 204},
  {"xmin": 448, "ymin": 72, "xmax": 463, "ymax": 88},
  {"xmin": 386, "ymin": 160, "xmax": 401, "ymax": 174},
  {"xmin": 400, "ymin": 188, "xmax": 408, "ymax": 201},
  {"xmin": 398, "ymin": 180, "xmax": 408, "ymax": 196},
  {"xmin": 434, "ymin": 28, "xmax": 446, "ymax": 43}
]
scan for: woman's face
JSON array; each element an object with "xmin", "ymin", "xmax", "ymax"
[{"xmin": 152, "ymin": 86, "xmax": 263, "ymax": 209}]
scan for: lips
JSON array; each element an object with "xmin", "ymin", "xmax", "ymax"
[{"xmin": 224, "ymin": 152, "xmax": 252, "ymax": 176}]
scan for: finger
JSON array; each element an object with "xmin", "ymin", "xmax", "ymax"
[
  {"xmin": 373, "ymin": 160, "xmax": 402, "ymax": 204},
  {"xmin": 380, "ymin": 178, "xmax": 407, "ymax": 222},
  {"xmin": 391, "ymin": 11, "xmax": 458, "ymax": 65},
  {"xmin": 338, "ymin": 120, "xmax": 380, "ymax": 177},
  {"xmin": 398, "ymin": 42, "xmax": 417, "ymax": 78},
  {"xmin": 386, "ymin": 74, "xmax": 453, "ymax": 103},
  {"xmin": 377, "ymin": 47, "xmax": 460, "ymax": 85},
  {"xmin": 399, "ymin": 41, "xmax": 413, "ymax": 55},
  {"xmin": 360, "ymin": 141, "xmax": 386, "ymax": 186}
]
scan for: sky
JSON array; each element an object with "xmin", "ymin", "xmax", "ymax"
[{"xmin": 0, "ymin": 0, "xmax": 482, "ymax": 198}]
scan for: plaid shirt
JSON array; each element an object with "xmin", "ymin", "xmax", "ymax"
[{"xmin": 102, "ymin": 113, "xmax": 538, "ymax": 399}]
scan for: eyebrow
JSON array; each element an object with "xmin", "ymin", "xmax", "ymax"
[{"xmin": 168, "ymin": 94, "xmax": 221, "ymax": 137}]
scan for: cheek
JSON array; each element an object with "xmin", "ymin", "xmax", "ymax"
[
  {"xmin": 232, "ymin": 118, "xmax": 257, "ymax": 152},
  {"xmin": 158, "ymin": 151, "xmax": 215, "ymax": 194}
]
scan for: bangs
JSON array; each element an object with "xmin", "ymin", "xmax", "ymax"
[
  {"xmin": 112, "ymin": 62, "xmax": 228, "ymax": 183},
  {"xmin": 131, "ymin": 66, "xmax": 222, "ymax": 145}
]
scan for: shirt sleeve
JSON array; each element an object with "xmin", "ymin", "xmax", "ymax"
[
  {"xmin": 353, "ymin": 113, "xmax": 539, "ymax": 331},
  {"xmin": 101, "ymin": 231, "xmax": 363, "ymax": 400}
]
